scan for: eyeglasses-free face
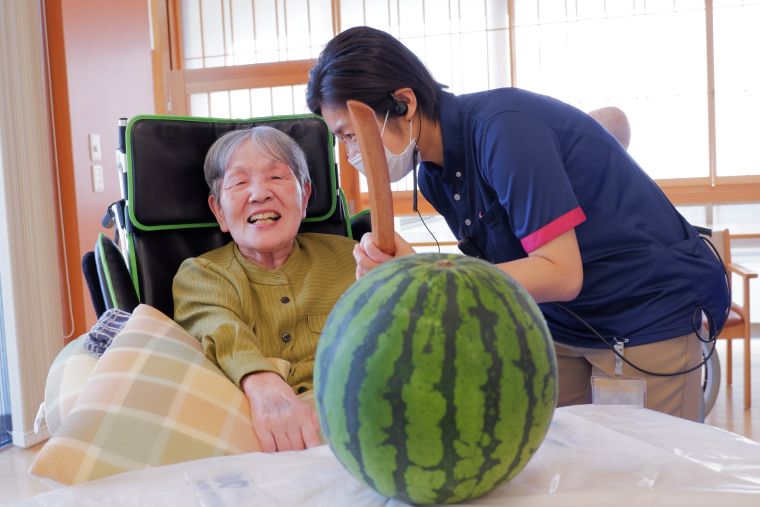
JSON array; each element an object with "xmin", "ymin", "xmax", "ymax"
[{"xmin": 209, "ymin": 139, "xmax": 311, "ymax": 268}]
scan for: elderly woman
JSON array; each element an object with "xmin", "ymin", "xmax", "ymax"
[{"xmin": 172, "ymin": 126, "xmax": 356, "ymax": 453}]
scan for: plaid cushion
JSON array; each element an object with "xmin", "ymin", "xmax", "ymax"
[
  {"xmin": 42, "ymin": 335, "xmax": 99, "ymax": 435},
  {"xmin": 30, "ymin": 304, "xmax": 262, "ymax": 485}
]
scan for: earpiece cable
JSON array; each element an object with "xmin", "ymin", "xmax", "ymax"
[
  {"xmin": 411, "ymin": 150, "xmax": 441, "ymax": 253},
  {"xmin": 552, "ymin": 234, "xmax": 731, "ymax": 377}
]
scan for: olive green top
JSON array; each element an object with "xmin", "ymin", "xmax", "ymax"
[{"xmin": 172, "ymin": 233, "xmax": 357, "ymax": 393}]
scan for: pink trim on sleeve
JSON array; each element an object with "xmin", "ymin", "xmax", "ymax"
[{"xmin": 520, "ymin": 207, "xmax": 586, "ymax": 253}]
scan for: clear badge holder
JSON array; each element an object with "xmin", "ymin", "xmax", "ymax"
[{"xmin": 591, "ymin": 338, "xmax": 646, "ymax": 408}]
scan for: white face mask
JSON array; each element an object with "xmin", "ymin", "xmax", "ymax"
[{"xmin": 347, "ymin": 110, "xmax": 417, "ymax": 183}]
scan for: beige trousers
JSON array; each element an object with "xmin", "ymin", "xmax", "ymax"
[{"xmin": 555, "ymin": 333, "xmax": 704, "ymax": 422}]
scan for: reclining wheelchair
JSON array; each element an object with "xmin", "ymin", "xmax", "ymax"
[{"xmin": 82, "ymin": 114, "xmax": 370, "ymax": 320}]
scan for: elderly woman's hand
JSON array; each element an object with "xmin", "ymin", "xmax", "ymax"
[
  {"xmin": 353, "ymin": 231, "xmax": 415, "ymax": 278},
  {"xmin": 241, "ymin": 371, "xmax": 321, "ymax": 452}
]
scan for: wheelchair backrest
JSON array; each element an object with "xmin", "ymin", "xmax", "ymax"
[{"xmin": 116, "ymin": 114, "xmax": 351, "ymax": 317}]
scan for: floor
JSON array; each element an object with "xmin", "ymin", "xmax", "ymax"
[
  {"xmin": 0, "ymin": 441, "xmax": 49, "ymax": 503},
  {"xmin": 1, "ymin": 338, "xmax": 758, "ymax": 504},
  {"xmin": 704, "ymin": 337, "xmax": 759, "ymax": 440}
]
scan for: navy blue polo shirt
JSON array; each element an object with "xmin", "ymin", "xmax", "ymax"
[{"xmin": 419, "ymin": 89, "xmax": 729, "ymax": 347}]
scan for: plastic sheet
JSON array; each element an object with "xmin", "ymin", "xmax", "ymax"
[{"xmin": 12, "ymin": 405, "xmax": 760, "ymax": 507}]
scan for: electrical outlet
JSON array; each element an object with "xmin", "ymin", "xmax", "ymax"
[
  {"xmin": 92, "ymin": 164, "xmax": 104, "ymax": 192},
  {"xmin": 89, "ymin": 133, "xmax": 102, "ymax": 161}
]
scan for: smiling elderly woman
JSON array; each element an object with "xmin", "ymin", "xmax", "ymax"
[{"xmin": 172, "ymin": 126, "xmax": 356, "ymax": 453}]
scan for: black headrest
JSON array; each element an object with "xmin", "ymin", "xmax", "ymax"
[{"xmin": 125, "ymin": 115, "xmax": 337, "ymax": 231}]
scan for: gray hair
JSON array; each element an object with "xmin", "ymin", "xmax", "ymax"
[{"xmin": 204, "ymin": 126, "xmax": 311, "ymax": 199}]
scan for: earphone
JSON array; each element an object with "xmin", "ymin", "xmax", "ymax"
[{"xmin": 390, "ymin": 93, "xmax": 408, "ymax": 116}]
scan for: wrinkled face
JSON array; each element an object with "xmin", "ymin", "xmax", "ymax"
[{"xmin": 209, "ymin": 139, "xmax": 311, "ymax": 263}]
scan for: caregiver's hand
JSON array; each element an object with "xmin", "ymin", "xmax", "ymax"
[
  {"xmin": 353, "ymin": 231, "xmax": 416, "ymax": 278},
  {"xmin": 242, "ymin": 371, "xmax": 321, "ymax": 453}
]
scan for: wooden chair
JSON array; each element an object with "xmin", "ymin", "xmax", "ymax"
[{"xmin": 708, "ymin": 230, "xmax": 757, "ymax": 408}]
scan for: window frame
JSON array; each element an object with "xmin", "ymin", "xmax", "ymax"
[{"xmin": 151, "ymin": 0, "xmax": 760, "ymax": 238}]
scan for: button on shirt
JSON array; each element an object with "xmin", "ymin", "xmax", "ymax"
[{"xmin": 418, "ymin": 89, "xmax": 728, "ymax": 347}]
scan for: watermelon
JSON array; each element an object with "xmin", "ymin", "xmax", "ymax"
[{"xmin": 314, "ymin": 253, "xmax": 557, "ymax": 505}]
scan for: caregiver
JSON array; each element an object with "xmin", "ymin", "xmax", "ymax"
[{"xmin": 305, "ymin": 26, "xmax": 729, "ymax": 422}]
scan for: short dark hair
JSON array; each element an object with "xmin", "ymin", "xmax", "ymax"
[{"xmin": 306, "ymin": 26, "xmax": 446, "ymax": 120}]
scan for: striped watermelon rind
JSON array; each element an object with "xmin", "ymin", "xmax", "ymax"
[{"xmin": 315, "ymin": 253, "xmax": 557, "ymax": 505}]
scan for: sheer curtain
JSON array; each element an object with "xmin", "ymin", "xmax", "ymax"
[{"xmin": 0, "ymin": 278, "xmax": 11, "ymax": 448}]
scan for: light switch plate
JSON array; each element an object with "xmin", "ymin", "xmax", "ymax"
[
  {"xmin": 92, "ymin": 164, "xmax": 104, "ymax": 192},
  {"xmin": 89, "ymin": 133, "xmax": 102, "ymax": 161}
]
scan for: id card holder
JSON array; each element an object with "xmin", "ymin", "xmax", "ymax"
[
  {"xmin": 591, "ymin": 376, "xmax": 646, "ymax": 407},
  {"xmin": 591, "ymin": 337, "xmax": 646, "ymax": 408}
]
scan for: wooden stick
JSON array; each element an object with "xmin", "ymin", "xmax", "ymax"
[{"xmin": 346, "ymin": 99, "xmax": 396, "ymax": 255}]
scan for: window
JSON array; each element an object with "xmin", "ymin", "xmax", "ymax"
[
  {"xmin": 189, "ymin": 84, "xmax": 308, "ymax": 116},
  {"xmin": 0, "ymin": 281, "xmax": 11, "ymax": 448},
  {"xmin": 340, "ymin": 0, "xmax": 510, "ymax": 195},
  {"xmin": 179, "ymin": 0, "xmax": 328, "ymax": 116},
  {"xmin": 156, "ymin": 0, "xmax": 760, "ymax": 238},
  {"xmin": 172, "ymin": 0, "xmax": 510, "ymax": 209},
  {"xmin": 395, "ymin": 214, "xmax": 459, "ymax": 253},
  {"xmin": 513, "ymin": 0, "xmax": 709, "ymax": 180},
  {"xmin": 180, "ymin": 0, "xmax": 334, "ymax": 68},
  {"xmin": 713, "ymin": 0, "xmax": 760, "ymax": 177}
]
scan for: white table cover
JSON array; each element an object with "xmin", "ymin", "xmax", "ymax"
[{"xmin": 12, "ymin": 405, "xmax": 760, "ymax": 506}]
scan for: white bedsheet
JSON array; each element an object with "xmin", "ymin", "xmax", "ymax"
[{"xmin": 13, "ymin": 405, "xmax": 760, "ymax": 507}]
